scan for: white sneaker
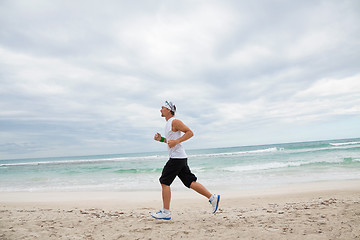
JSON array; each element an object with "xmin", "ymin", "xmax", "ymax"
[
  {"xmin": 151, "ymin": 209, "xmax": 171, "ymax": 220},
  {"xmin": 209, "ymin": 194, "xmax": 220, "ymax": 213}
]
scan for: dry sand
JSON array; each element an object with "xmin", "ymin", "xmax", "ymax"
[{"xmin": 1, "ymin": 181, "xmax": 359, "ymax": 240}]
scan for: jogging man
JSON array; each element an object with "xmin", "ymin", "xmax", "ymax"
[{"xmin": 151, "ymin": 101, "xmax": 220, "ymax": 220}]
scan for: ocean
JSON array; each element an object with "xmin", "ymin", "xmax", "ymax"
[{"xmin": 0, "ymin": 138, "xmax": 359, "ymax": 192}]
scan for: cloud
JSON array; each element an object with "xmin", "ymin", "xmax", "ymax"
[
  {"xmin": 0, "ymin": 0, "xmax": 360, "ymax": 159},
  {"xmin": 296, "ymin": 74, "xmax": 360, "ymax": 98}
]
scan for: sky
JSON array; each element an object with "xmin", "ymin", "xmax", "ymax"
[{"xmin": 1, "ymin": 0, "xmax": 360, "ymax": 160}]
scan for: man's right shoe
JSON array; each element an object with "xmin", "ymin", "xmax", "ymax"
[
  {"xmin": 209, "ymin": 194, "xmax": 220, "ymax": 213},
  {"xmin": 151, "ymin": 209, "xmax": 171, "ymax": 220}
]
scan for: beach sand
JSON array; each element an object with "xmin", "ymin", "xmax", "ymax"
[{"xmin": 1, "ymin": 181, "xmax": 359, "ymax": 240}]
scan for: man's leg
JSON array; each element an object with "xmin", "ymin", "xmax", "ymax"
[
  {"xmin": 151, "ymin": 184, "xmax": 172, "ymax": 220},
  {"xmin": 190, "ymin": 182, "xmax": 212, "ymax": 199},
  {"xmin": 191, "ymin": 181, "xmax": 220, "ymax": 213},
  {"xmin": 161, "ymin": 184, "xmax": 171, "ymax": 210}
]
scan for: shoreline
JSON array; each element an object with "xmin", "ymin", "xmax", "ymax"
[
  {"xmin": 1, "ymin": 179, "xmax": 359, "ymax": 201},
  {"xmin": 1, "ymin": 180, "xmax": 359, "ymax": 239}
]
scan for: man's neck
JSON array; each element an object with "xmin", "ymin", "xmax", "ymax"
[{"xmin": 165, "ymin": 115, "xmax": 174, "ymax": 121}]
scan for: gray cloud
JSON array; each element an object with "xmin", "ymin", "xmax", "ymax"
[{"xmin": 1, "ymin": 0, "xmax": 359, "ymax": 159}]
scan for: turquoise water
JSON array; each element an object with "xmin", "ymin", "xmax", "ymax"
[{"xmin": 0, "ymin": 138, "xmax": 359, "ymax": 192}]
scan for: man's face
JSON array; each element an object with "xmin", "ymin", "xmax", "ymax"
[{"xmin": 160, "ymin": 106, "xmax": 170, "ymax": 117}]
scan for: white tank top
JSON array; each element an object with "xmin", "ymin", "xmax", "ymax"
[{"xmin": 165, "ymin": 117, "xmax": 187, "ymax": 158}]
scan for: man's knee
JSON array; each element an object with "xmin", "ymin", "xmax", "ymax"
[{"xmin": 187, "ymin": 181, "xmax": 197, "ymax": 189}]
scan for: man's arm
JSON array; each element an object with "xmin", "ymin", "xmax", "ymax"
[
  {"xmin": 167, "ymin": 119, "xmax": 193, "ymax": 148},
  {"xmin": 154, "ymin": 133, "xmax": 167, "ymax": 143}
]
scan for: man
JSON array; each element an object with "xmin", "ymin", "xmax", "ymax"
[{"xmin": 151, "ymin": 101, "xmax": 220, "ymax": 220}]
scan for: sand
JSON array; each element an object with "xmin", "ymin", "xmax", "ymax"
[{"xmin": 0, "ymin": 181, "xmax": 359, "ymax": 240}]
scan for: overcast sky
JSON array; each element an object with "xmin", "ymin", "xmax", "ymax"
[{"xmin": 1, "ymin": 0, "xmax": 360, "ymax": 159}]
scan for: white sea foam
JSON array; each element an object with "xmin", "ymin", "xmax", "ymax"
[
  {"xmin": 222, "ymin": 158, "xmax": 345, "ymax": 173},
  {"xmin": 282, "ymin": 144, "xmax": 360, "ymax": 155},
  {"xmin": 189, "ymin": 147, "xmax": 280, "ymax": 158},
  {"xmin": 329, "ymin": 141, "xmax": 360, "ymax": 146},
  {"xmin": 191, "ymin": 143, "xmax": 358, "ymax": 158},
  {"xmin": 0, "ymin": 155, "xmax": 164, "ymax": 167},
  {"xmin": 223, "ymin": 162, "xmax": 302, "ymax": 172}
]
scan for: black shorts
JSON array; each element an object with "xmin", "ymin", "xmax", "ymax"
[{"xmin": 159, "ymin": 158, "xmax": 197, "ymax": 188}]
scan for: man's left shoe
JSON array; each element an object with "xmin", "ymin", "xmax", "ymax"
[
  {"xmin": 151, "ymin": 209, "xmax": 171, "ymax": 220},
  {"xmin": 209, "ymin": 194, "xmax": 220, "ymax": 213}
]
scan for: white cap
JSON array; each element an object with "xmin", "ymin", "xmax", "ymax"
[{"xmin": 164, "ymin": 101, "xmax": 176, "ymax": 113}]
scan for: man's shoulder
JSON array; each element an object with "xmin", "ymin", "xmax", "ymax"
[
  {"xmin": 170, "ymin": 118, "xmax": 181, "ymax": 131},
  {"xmin": 171, "ymin": 118, "xmax": 183, "ymax": 125}
]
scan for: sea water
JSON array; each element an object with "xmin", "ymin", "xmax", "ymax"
[{"xmin": 0, "ymin": 138, "xmax": 359, "ymax": 192}]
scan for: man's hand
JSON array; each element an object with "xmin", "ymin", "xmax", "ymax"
[
  {"xmin": 154, "ymin": 133, "xmax": 161, "ymax": 141},
  {"xmin": 167, "ymin": 139, "xmax": 179, "ymax": 148}
]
